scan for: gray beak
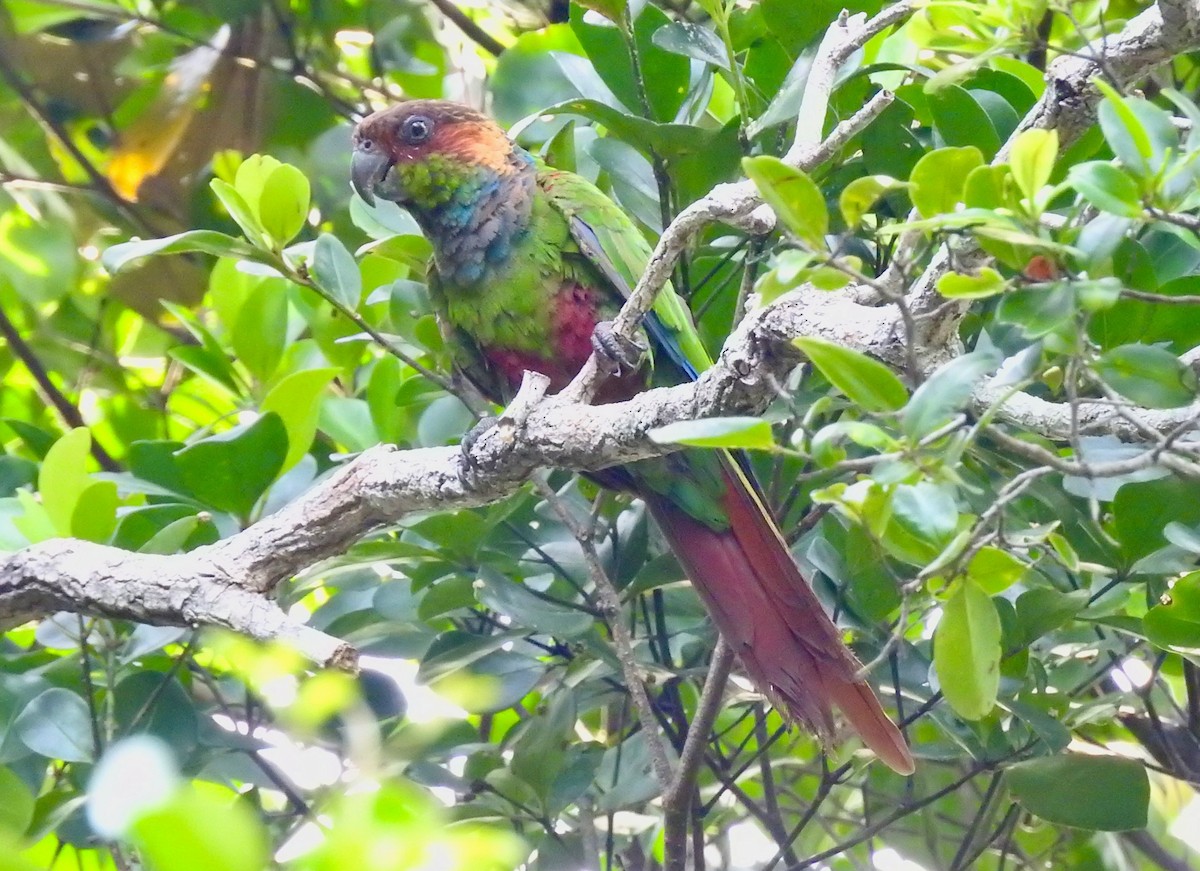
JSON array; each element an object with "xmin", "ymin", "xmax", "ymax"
[{"xmin": 351, "ymin": 144, "xmax": 391, "ymax": 206}]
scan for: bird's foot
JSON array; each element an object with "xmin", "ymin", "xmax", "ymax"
[
  {"xmin": 591, "ymin": 320, "xmax": 647, "ymax": 377},
  {"xmin": 458, "ymin": 414, "xmax": 498, "ymax": 485},
  {"xmin": 457, "ymin": 372, "xmax": 552, "ymax": 487}
]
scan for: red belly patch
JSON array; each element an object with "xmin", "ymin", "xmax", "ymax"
[{"xmin": 482, "ymin": 282, "xmax": 643, "ymax": 402}]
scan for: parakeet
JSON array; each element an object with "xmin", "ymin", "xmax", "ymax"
[{"xmin": 351, "ymin": 100, "xmax": 914, "ymax": 775}]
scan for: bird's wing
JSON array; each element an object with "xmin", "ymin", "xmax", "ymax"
[{"xmin": 537, "ymin": 166, "xmax": 712, "ymax": 381}]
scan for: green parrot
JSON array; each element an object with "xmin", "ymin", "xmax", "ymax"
[{"xmin": 351, "ymin": 100, "xmax": 913, "ymax": 774}]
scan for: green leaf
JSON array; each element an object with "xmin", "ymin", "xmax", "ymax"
[
  {"xmin": 1008, "ymin": 128, "xmax": 1058, "ymax": 202},
  {"xmin": 312, "ymin": 233, "xmax": 363, "ymax": 309},
  {"xmin": 1094, "ymin": 344, "xmax": 1198, "ymax": 409},
  {"xmin": 14, "ymin": 688, "xmax": 95, "ymax": 762},
  {"xmin": 72, "ymin": 480, "xmax": 119, "ymax": 543},
  {"xmin": 132, "ymin": 784, "xmax": 268, "ymax": 871},
  {"xmin": 937, "ymin": 266, "xmax": 1007, "ymax": 299},
  {"xmin": 0, "ymin": 767, "xmax": 34, "ymax": 835},
  {"xmin": 230, "ymin": 280, "xmax": 288, "ymax": 383},
  {"xmin": 540, "ymin": 98, "xmax": 724, "ymax": 163},
  {"xmin": 649, "ymin": 417, "xmax": 775, "ymax": 450},
  {"xmin": 571, "ymin": 2, "xmax": 689, "ymax": 122},
  {"xmin": 260, "ymin": 368, "xmax": 338, "ymax": 472},
  {"xmin": 889, "ymin": 482, "xmax": 960, "ymax": 558},
  {"xmin": 794, "ymin": 337, "xmax": 908, "ymax": 412},
  {"xmin": 967, "ymin": 546, "xmax": 1027, "ymax": 595},
  {"xmin": 39, "ymin": 428, "xmax": 115, "ymax": 541},
  {"xmin": 963, "ymin": 164, "xmax": 1013, "ymax": 209},
  {"xmin": 102, "ymin": 230, "xmax": 254, "ymax": 274},
  {"xmin": 742, "ymin": 156, "xmax": 828, "ymax": 248},
  {"xmin": 1006, "ymin": 754, "xmax": 1149, "ymax": 831},
  {"xmin": 1067, "ymin": 162, "xmax": 1143, "ymax": 217},
  {"xmin": 573, "ymin": 0, "xmax": 627, "ymax": 23},
  {"xmin": 902, "ymin": 347, "xmax": 1002, "ymax": 438},
  {"xmin": 934, "ymin": 579, "xmax": 1001, "ymax": 721},
  {"xmin": 210, "ymin": 179, "xmax": 269, "ymax": 249},
  {"xmin": 928, "ymin": 85, "xmax": 1001, "ymax": 158},
  {"xmin": 1095, "ymin": 82, "xmax": 1155, "ymax": 177},
  {"xmin": 475, "ymin": 569, "xmax": 593, "ymax": 638},
  {"xmin": 173, "ymin": 414, "xmax": 288, "ymax": 519},
  {"xmin": 1145, "ymin": 570, "xmax": 1200, "ymax": 649},
  {"xmin": 1015, "ymin": 588, "xmax": 1088, "ymax": 645},
  {"xmin": 257, "ymin": 163, "xmax": 311, "ymax": 247},
  {"xmin": 996, "ymin": 282, "xmax": 1076, "ymax": 338},
  {"xmin": 909, "ymin": 146, "xmax": 984, "ymax": 218},
  {"xmin": 839, "ymin": 175, "xmax": 903, "ymax": 227},
  {"xmin": 39, "ymin": 427, "xmax": 92, "ymax": 538},
  {"xmin": 651, "ymin": 22, "xmax": 729, "ymax": 69}
]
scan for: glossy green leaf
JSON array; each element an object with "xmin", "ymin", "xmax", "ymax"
[
  {"xmin": 909, "ymin": 146, "xmax": 984, "ymax": 218},
  {"xmin": 0, "ymin": 767, "xmax": 34, "ymax": 835},
  {"xmin": 230, "ymin": 280, "xmax": 288, "ymax": 383},
  {"xmin": 934, "ymin": 579, "xmax": 1001, "ymax": 721},
  {"xmin": 1015, "ymin": 588, "xmax": 1088, "ymax": 645},
  {"xmin": 103, "ymin": 230, "xmax": 255, "ymax": 274},
  {"xmin": 1145, "ymin": 570, "xmax": 1200, "ymax": 649},
  {"xmin": 1095, "ymin": 344, "xmax": 1198, "ymax": 408},
  {"xmin": 937, "ymin": 266, "xmax": 1007, "ymax": 299},
  {"xmin": 172, "ymin": 414, "xmax": 288, "ymax": 519},
  {"xmin": 649, "ymin": 417, "xmax": 775, "ymax": 450},
  {"xmin": 794, "ymin": 337, "xmax": 907, "ymax": 412},
  {"xmin": 14, "ymin": 688, "xmax": 94, "ymax": 762},
  {"xmin": 475, "ymin": 570, "xmax": 593, "ymax": 638},
  {"xmin": 260, "ymin": 368, "xmax": 338, "ymax": 472},
  {"xmin": 1095, "ymin": 82, "xmax": 1155, "ymax": 177},
  {"xmin": 902, "ymin": 347, "xmax": 1002, "ymax": 438},
  {"xmin": 1008, "ymin": 128, "xmax": 1058, "ymax": 202},
  {"xmin": 38, "ymin": 427, "xmax": 93, "ymax": 538},
  {"xmin": 742, "ymin": 156, "xmax": 828, "ymax": 248},
  {"xmin": 257, "ymin": 163, "xmax": 311, "ymax": 247},
  {"xmin": 996, "ymin": 282, "xmax": 1075, "ymax": 337},
  {"xmin": 651, "ymin": 22, "xmax": 728, "ymax": 69},
  {"xmin": 312, "ymin": 233, "xmax": 363, "ymax": 309},
  {"xmin": 967, "ymin": 546, "xmax": 1027, "ymax": 595},
  {"xmin": 210, "ymin": 179, "xmax": 269, "ymax": 249},
  {"xmin": 1006, "ymin": 754, "xmax": 1149, "ymax": 831},
  {"xmin": 839, "ymin": 175, "xmax": 903, "ymax": 227},
  {"xmin": 928, "ymin": 85, "xmax": 1001, "ymax": 158},
  {"xmin": 1067, "ymin": 162, "xmax": 1143, "ymax": 217}
]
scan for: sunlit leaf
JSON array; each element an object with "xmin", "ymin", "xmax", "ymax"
[
  {"xmin": 742, "ymin": 156, "xmax": 827, "ymax": 247},
  {"xmin": 794, "ymin": 337, "xmax": 908, "ymax": 412},
  {"xmin": 934, "ymin": 579, "xmax": 1001, "ymax": 720}
]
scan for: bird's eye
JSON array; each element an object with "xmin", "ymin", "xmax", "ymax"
[{"xmin": 401, "ymin": 115, "xmax": 433, "ymax": 144}]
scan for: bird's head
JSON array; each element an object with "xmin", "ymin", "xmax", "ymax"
[{"xmin": 351, "ymin": 100, "xmax": 520, "ymax": 209}]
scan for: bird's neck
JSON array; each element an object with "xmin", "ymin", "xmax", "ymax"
[{"xmin": 401, "ymin": 150, "xmax": 537, "ymax": 287}]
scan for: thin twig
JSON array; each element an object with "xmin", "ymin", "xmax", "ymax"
[
  {"xmin": 427, "ymin": 0, "xmax": 505, "ymax": 56},
  {"xmin": 0, "ymin": 305, "xmax": 120, "ymax": 471},
  {"xmin": 532, "ymin": 477, "xmax": 674, "ymax": 790},
  {"xmin": 663, "ymin": 639, "xmax": 735, "ymax": 871}
]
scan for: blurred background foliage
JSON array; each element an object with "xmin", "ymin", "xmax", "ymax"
[{"xmin": 4, "ymin": 0, "xmax": 1200, "ymax": 869}]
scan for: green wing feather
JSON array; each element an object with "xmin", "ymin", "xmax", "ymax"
[{"xmin": 536, "ymin": 165, "xmax": 713, "ymax": 379}]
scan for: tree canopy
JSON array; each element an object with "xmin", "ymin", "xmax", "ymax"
[{"xmin": 3, "ymin": 0, "xmax": 1200, "ymax": 869}]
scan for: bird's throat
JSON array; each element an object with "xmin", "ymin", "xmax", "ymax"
[{"xmin": 401, "ymin": 153, "xmax": 537, "ymax": 287}]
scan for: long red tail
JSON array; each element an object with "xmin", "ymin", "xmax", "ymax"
[{"xmin": 641, "ymin": 456, "xmax": 915, "ymax": 775}]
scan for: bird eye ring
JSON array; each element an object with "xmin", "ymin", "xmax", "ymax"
[{"xmin": 401, "ymin": 116, "xmax": 433, "ymax": 144}]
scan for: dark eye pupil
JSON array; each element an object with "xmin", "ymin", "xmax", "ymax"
[{"xmin": 406, "ymin": 118, "xmax": 429, "ymax": 141}]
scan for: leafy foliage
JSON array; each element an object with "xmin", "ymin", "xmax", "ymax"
[{"xmin": 2, "ymin": 0, "xmax": 1200, "ymax": 870}]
